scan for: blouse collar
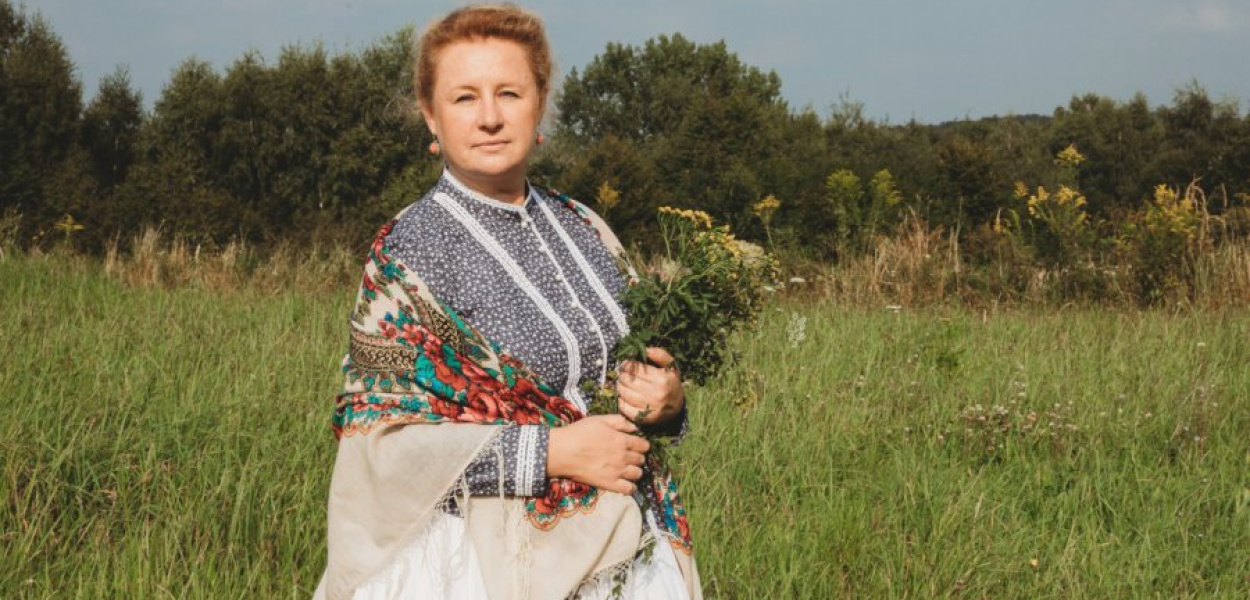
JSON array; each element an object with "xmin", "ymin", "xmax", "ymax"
[{"xmin": 442, "ymin": 168, "xmax": 538, "ymax": 214}]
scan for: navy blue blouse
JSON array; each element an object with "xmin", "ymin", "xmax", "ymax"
[{"xmin": 386, "ymin": 170, "xmax": 685, "ymax": 502}]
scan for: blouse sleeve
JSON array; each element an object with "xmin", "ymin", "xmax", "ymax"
[{"xmin": 459, "ymin": 424, "xmax": 549, "ymax": 497}]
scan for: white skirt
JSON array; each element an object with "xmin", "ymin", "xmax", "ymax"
[{"xmin": 350, "ymin": 510, "xmax": 690, "ymax": 600}]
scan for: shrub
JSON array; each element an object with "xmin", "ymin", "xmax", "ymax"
[
  {"xmin": 1125, "ymin": 183, "xmax": 1206, "ymax": 303},
  {"xmin": 824, "ymin": 168, "xmax": 903, "ymax": 257}
]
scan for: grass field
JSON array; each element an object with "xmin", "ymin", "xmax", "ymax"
[{"xmin": 2, "ymin": 253, "xmax": 1247, "ymax": 598}]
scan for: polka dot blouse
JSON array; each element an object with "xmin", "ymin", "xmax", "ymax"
[{"xmin": 386, "ymin": 169, "xmax": 631, "ymax": 499}]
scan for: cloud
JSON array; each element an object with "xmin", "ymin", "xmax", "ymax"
[
  {"xmin": 1155, "ymin": 1, "xmax": 1243, "ymax": 34},
  {"xmin": 1193, "ymin": 2, "xmax": 1235, "ymax": 31}
]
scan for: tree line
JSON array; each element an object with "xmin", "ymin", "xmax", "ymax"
[{"xmin": 3, "ymin": 1, "xmax": 1248, "ymax": 279}]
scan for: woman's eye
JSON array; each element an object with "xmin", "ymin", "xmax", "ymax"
[
  {"xmin": 454, "ymin": 94, "xmax": 474, "ymax": 103},
  {"xmin": 501, "ymin": 90, "xmax": 520, "ymax": 98}
]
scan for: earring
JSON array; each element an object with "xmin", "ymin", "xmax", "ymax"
[
  {"xmin": 428, "ymin": 138, "xmax": 441, "ymax": 155},
  {"xmin": 536, "ymin": 133, "xmax": 545, "ymax": 146}
]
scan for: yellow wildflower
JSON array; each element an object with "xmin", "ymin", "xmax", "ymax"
[
  {"xmin": 1148, "ymin": 184, "xmax": 1199, "ymax": 239},
  {"xmin": 1053, "ymin": 185, "xmax": 1087, "ymax": 208},
  {"xmin": 1153, "ymin": 184, "xmax": 1179, "ymax": 207},
  {"xmin": 1013, "ymin": 181, "xmax": 1029, "ymax": 200},
  {"xmin": 1026, "ymin": 186, "xmax": 1050, "ymax": 218},
  {"xmin": 595, "ymin": 181, "xmax": 621, "ymax": 214},
  {"xmin": 1054, "ymin": 144, "xmax": 1086, "ymax": 167},
  {"xmin": 752, "ymin": 194, "xmax": 780, "ymax": 219},
  {"xmin": 658, "ymin": 206, "xmax": 714, "ymax": 229}
]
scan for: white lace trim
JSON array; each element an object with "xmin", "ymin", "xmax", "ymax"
[
  {"xmin": 443, "ymin": 168, "xmax": 530, "ymax": 213},
  {"xmin": 514, "ymin": 426, "xmax": 540, "ymax": 496},
  {"xmin": 523, "ymin": 194, "xmax": 611, "ymax": 386},
  {"xmin": 535, "ymin": 194, "xmax": 630, "ymax": 337}
]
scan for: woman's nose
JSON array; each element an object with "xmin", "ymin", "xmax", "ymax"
[{"xmin": 477, "ymin": 97, "xmax": 503, "ymax": 130}]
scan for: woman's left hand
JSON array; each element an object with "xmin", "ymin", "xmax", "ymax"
[{"xmin": 617, "ymin": 347, "xmax": 684, "ymax": 426}]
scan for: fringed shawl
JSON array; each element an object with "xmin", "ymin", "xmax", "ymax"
[{"xmin": 315, "ymin": 204, "xmax": 700, "ymax": 600}]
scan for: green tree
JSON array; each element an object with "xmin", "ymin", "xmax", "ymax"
[
  {"xmin": 934, "ymin": 130, "xmax": 1005, "ymax": 228},
  {"xmin": 0, "ymin": 1, "xmax": 85, "ymax": 242},
  {"xmin": 1051, "ymin": 93, "xmax": 1162, "ymax": 218},
  {"xmin": 1155, "ymin": 84, "xmax": 1245, "ymax": 198},
  {"xmin": 81, "ymin": 67, "xmax": 143, "ymax": 191},
  {"xmin": 555, "ymin": 34, "xmax": 792, "ymax": 243},
  {"xmin": 123, "ymin": 58, "xmax": 239, "ymax": 241},
  {"xmin": 124, "ymin": 30, "xmax": 427, "ymax": 246}
]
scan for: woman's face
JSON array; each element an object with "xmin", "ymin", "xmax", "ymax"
[{"xmin": 422, "ymin": 38, "xmax": 544, "ymax": 199}]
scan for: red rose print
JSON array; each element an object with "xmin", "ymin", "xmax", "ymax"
[
  {"xmin": 401, "ymin": 323, "xmax": 422, "ymax": 346},
  {"xmin": 380, "ymin": 321, "xmax": 399, "ymax": 339}
]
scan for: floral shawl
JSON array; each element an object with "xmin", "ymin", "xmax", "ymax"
[{"xmin": 315, "ymin": 207, "xmax": 700, "ymax": 600}]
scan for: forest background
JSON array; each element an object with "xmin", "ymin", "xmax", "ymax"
[
  {"xmin": 4, "ymin": 0, "xmax": 1249, "ymax": 306},
  {"xmin": 3, "ymin": 3, "xmax": 1248, "ymax": 598}
]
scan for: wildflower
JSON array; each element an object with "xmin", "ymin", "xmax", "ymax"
[
  {"xmin": 657, "ymin": 206, "xmax": 713, "ymax": 229},
  {"xmin": 595, "ymin": 181, "xmax": 621, "ymax": 215},
  {"xmin": 657, "ymin": 258, "xmax": 690, "ymax": 283},
  {"xmin": 1147, "ymin": 184, "xmax": 1199, "ymax": 237},
  {"xmin": 1026, "ymin": 186, "xmax": 1049, "ymax": 217},
  {"xmin": 752, "ymin": 194, "xmax": 781, "ymax": 223},
  {"xmin": 1054, "ymin": 144, "xmax": 1086, "ymax": 167},
  {"xmin": 54, "ymin": 214, "xmax": 85, "ymax": 242},
  {"xmin": 1053, "ymin": 185, "xmax": 1087, "ymax": 209},
  {"xmin": 731, "ymin": 239, "xmax": 766, "ymax": 264},
  {"xmin": 786, "ymin": 312, "xmax": 807, "ymax": 349},
  {"xmin": 1013, "ymin": 181, "xmax": 1029, "ymax": 200}
]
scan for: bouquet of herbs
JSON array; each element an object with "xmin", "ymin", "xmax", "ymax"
[
  {"xmin": 582, "ymin": 206, "xmax": 776, "ymax": 580},
  {"xmin": 583, "ymin": 205, "xmax": 778, "ymax": 428}
]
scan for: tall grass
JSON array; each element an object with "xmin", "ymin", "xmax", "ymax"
[
  {"xmin": 687, "ymin": 303, "xmax": 1248, "ymax": 597},
  {"xmin": 781, "ymin": 213, "xmax": 1250, "ymax": 309},
  {"xmin": 1, "ymin": 253, "xmax": 343, "ymax": 599},
  {"xmin": 100, "ymin": 228, "xmax": 362, "ymax": 295},
  {"xmin": 43, "ymin": 219, "xmax": 1250, "ymax": 308},
  {"xmin": 2, "ymin": 252, "xmax": 1246, "ymax": 598}
]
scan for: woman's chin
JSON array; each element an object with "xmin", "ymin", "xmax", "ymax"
[{"xmin": 452, "ymin": 158, "xmax": 529, "ymax": 184}]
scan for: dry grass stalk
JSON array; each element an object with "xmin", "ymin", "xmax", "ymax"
[{"xmin": 99, "ymin": 226, "xmax": 359, "ymax": 295}]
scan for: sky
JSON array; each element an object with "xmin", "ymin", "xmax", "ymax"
[{"xmin": 20, "ymin": 0, "xmax": 1250, "ymax": 124}]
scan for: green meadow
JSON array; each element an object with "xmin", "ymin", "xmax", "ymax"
[{"xmin": 2, "ymin": 253, "xmax": 1247, "ymax": 598}]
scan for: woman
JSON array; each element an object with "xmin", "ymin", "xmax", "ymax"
[{"xmin": 314, "ymin": 5, "xmax": 701, "ymax": 600}]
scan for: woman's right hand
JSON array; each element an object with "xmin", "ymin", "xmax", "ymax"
[{"xmin": 547, "ymin": 415, "xmax": 650, "ymax": 495}]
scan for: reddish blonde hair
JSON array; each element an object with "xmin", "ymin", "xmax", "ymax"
[{"xmin": 415, "ymin": 4, "xmax": 552, "ymax": 109}]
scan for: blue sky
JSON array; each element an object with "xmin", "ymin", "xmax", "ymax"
[{"xmin": 22, "ymin": 0, "xmax": 1250, "ymax": 123}]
